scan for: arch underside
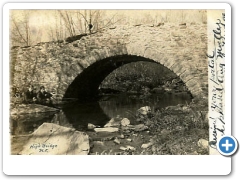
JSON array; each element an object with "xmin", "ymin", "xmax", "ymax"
[{"xmin": 63, "ymin": 55, "xmax": 193, "ymax": 101}]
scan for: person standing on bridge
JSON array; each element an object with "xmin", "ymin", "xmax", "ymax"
[{"xmin": 88, "ymin": 23, "xmax": 93, "ymax": 34}]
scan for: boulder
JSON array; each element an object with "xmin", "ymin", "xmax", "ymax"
[
  {"xmin": 182, "ymin": 106, "xmax": 191, "ymax": 113},
  {"xmin": 165, "ymin": 104, "xmax": 190, "ymax": 113},
  {"xmin": 88, "ymin": 123, "xmax": 96, "ymax": 130},
  {"xmin": 119, "ymin": 145, "xmax": 136, "ymax": 151},
  {"xmin": 141, "ymin": 139, "xmax": 154, "ymax": 149},
  {"xmin": 189, "ymin": 151, "xmax": 198, "ymax": 155},
  {"xmin": 113, "ymin": 138, "xmax": 121, "ymax": 144},
  {"xmin": 121, "ymin": 124, "xmax": 148, "ymax": 132},
  {"xmin": 118, "ymin": 134, "xmax": 125, "ymax": 139},
  {"xmin": 104, "ymin": 117, "xmax": 122, "ymax": 127},
  {"xmin": 141, "ymin": 142, "xmax": 153, "ymax": 149},
  {"xmin": 121, "ymin": 125, "xmax": 135, "ymax": 131},
  {"xmin": 94, "ymin": 127, "xmax": 119, "ymax": 133},
  {"xmin": 19, "ymin": 123, "xmax": 89, "ymax": 155},
  {"xmin": 163, "ymin": 87, "xmax": 172, "ymax": 92},
  {"xmin": 134, "ymin": 124, "xmax": 148, "ymax": 132},
  {"xmin": 198, "ymin": 139, "xmax": 209, "ymax": 149},
  {"xmin": 126, "ymin": 145, "xmax": 136, "ymax": 151},
  {"xmin": 137, "ymin": 106, "xmax": 151, "ymax": 116},
  {"xmin": 151, "ymin": 87, "xmax": 164, "ymax": 94},
  {"xmin": 121, "ymin": 118, "xmax": 130, "ymax": 126},
  {"xmin": 119, "ymin": 146, "xmax": 127, "ymax": 151},
  {"xmin": 93, "ymin": 141, "xmax": 104, "ymax": 146}
]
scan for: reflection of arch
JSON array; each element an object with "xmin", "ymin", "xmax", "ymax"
[{"xmin": 63, "ymin": 102, "xmax": 110, "ymax": 131}]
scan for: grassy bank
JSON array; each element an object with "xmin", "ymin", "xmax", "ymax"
[
  {"xmin": 100, "ymin": 61, "xmax": 188, "ymax": 94},
  {"xmin": 90, "ymin": 101, "xmax": 209, "ymax": 155},
  {"xmin": 139, "ymin": 103, "xmax": 208, "ymax": 155}
]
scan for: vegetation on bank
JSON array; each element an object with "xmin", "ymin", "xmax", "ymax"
[
  {"xmin": 139, "ymin": 103, "xmax": 208, "ymax": 155},
  {"xmin": 90, "ymin": 101, "xmax": 209, "ymax": 155},
  {"xmin": 100, "ymin": 61, "xmax": 189, "ymax": 95}
]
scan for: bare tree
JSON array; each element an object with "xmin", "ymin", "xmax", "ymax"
[
  {"xmin": 11, "ymin": 10, "xmax": 124, "ymax": 46},
  {"xmin": 55, "ymin": 10, "xmax": 123, "ymax": 39},
  {"xmin": 11, "ymin": 12, "xmax": 30, "ymax": 46},
  {"xmin": 48, "ymin": 10, "xmax": 65, "ymax": 41},
  {"xmin": 10, "ymin": 11, "xmax": 41, "ymax": 46},
  {"xmin": 58, "ymin": 10, "xmax": 76, "ymax": 37}
]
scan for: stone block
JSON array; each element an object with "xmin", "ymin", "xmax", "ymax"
[{"xmin": 19, "ymin": 123, "xmax": 90, "ymax": 155}]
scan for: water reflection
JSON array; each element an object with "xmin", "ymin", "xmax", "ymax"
[
  {"xmin": 99, "ymin": 93, "xmax": 192, "ymax": 124},
  {"xmin": 62, "ymin": 92, "xmax": 192, "ymax": 130},
  {"xmin": 63, "ymin": 102, "xmax": 110, "ymax": 131},
  {"xmin": 11, "ymin": 92, "xmax": 192, "ymax": 135}
]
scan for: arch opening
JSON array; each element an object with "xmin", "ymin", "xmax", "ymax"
[{"xmin": 63, "ymin": 55, "xmax": 192, "ymax": 101}]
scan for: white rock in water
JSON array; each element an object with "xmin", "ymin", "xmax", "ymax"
[
  {"xmin": 104, "ymin": 118, "xmax": 121, "ymax": 127},
  {"xmin": 137, "ymin": 106, "xmax": 151, "ymax": 115},
  {"xmin": 88, "ymin": 123, "xmax": 96, "ymax": 130},
  {"xmin": 119, "ymin": 145, "xmax": 136, "ymax": 151},
  {"xmin": 126, "ymin": 145, "xmax": 136, "ymax": 151},
  {"xmin": 198, "ymin": 139, "xmax": 209, "ymax": 149},
  {"xmin": 182, "ymin": 106, "xmax": 190, "ymax": 112},
  {"xmin": 121, "ymin": 118, "xmax": 130, "ymax": 126},
  {"xmin": 164, "ymin": 87, "xmax": 172, "ymax": 92},
  {"xmin": 114, "ymin": 138, "xmax": 121, "ymax": 144},
  {"xmin": 94, "ymin": 127, "xmax": 119, "ymax": 133},
  {"xmin": 119, "ymin": 146, "xmax": 127, "ymax": 151},
  {"xmin": 141, "ymin": 142, "xmax": 153, "ymax": 149},
  {"xmin": 118, "ymin": 134, "xmax": 125, "ymax": 139},
  {"xmin": 94, "ymin": 141, "xmax": 104, "ymax": 146},
  {"xmin": 126, "ymin": 139, "xmax": 132, "ymax": 142}
]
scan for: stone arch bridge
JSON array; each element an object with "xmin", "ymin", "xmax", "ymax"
[{"xmin": 11, "ymin": 23, "xmax": 208, "ymax": 102}]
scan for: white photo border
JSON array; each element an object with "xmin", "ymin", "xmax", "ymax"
[{"xmin": 3, "ymin": 2, "xmax": 231, "ymax": 175}]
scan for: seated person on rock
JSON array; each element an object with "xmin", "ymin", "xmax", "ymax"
[
  {"xmin": 13, "ymin": 87, "xmax": 22, "ymax": 98},
  {"xmin": 24, "ymin": 85, "xmax": 37, "ymax": 104},
  {"xmin": 37, "ymin": 86, "xmax": 53, "ymax": 105}
]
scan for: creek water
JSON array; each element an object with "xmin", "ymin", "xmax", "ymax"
[{"xmin": 11, "ymin": 92, "xmax": 192, "ymax": 136}]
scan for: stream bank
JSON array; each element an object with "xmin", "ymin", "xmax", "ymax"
[{"xmin": 87, "ymin": 102, "xmax": 209, "ymax": 155}]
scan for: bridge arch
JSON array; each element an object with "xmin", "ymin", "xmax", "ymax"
[{"xmin": 64, "ymin": 55, "xmax": 164, "ymax": 100}]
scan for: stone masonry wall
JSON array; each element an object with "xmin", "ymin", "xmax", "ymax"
[{"xmin": 10, "ymin": 23, "xmax": 208, "ymax": 101}]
